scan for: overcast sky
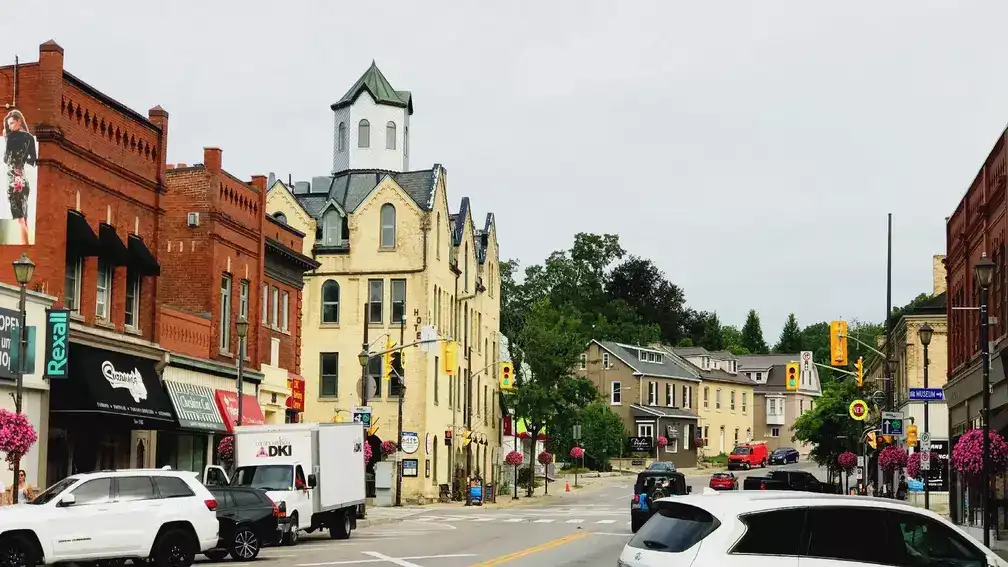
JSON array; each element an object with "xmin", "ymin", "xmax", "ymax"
[{"xmin": 9, "ymin": 1, "xmax": 1008, "ymax": 339}]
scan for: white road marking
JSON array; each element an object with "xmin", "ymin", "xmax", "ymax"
[
  {"xmin": 592, "ymin": 532, "xmax": 633, "ymax": 537},
  {"xmin": 533, "ymin": 519, "xmax": 555, "ymax": 523},
  {"xmin": 566, "ymin": 519, "xmax": 584, "ymax": 524},
  {"xmin": 503, "ymin": 517, "xmax": 523, "ymax": 522},
  {"xmin": 401, "ymin": 554, "xmax": 478, "ymax": 560},
  {"xmin": 596, "ymin": 519, "xmax": 616, "ymax": 524},
  {"xmin": 473, "ymin": 517, "xmax": 495, "ymax": 522},
  {"xmin": 413, "ymin": 516, "xmax": 435, "ymax": 522}
]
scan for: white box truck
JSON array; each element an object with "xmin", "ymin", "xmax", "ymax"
[{"xmin": 204, "ymin": 423, "xmax": 365, "ymax": 544}]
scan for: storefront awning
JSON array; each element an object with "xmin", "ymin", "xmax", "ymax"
[
  {"xmin": 165, "ymin": 380, "xmax": 227, "ymax": 433},
  {"xmin": 215, "ymin": 390, "xmax": 267, "ymax": 431},
  {"xmin": 50, "ymin": 343, "xmax": 176, "ymax": 426},
  {"xmin": 98, "ymin": 223, "xmax": 130, "ymax": 266},
  {"xmin": 66, "ymin": 209, "xmax": 101, "ymax": 257},
  {"xmin": 127, "ymin": 234, "xmax": 161, "ymax": 277}
]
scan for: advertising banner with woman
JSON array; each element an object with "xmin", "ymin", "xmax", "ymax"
[{"xmin": 0, "ymin": 110, "xmax": 38, "ymax": 245}]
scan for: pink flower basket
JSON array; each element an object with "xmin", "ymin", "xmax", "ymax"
[
  {"xmin": 657, "ymin": 436, "xmax": 668, "ymax": 448},
  {"xmin": 216, "ymin": 436, "xmax": 234, "ymax": 465},
  {"xmin": 570, "ymin": 446, "xmax": 585, "ymax": 460},
  {"xmin": 505, "ymin": 450, "xmax": 524, "ymax": 467},
  {"xmin": 380, "ymin": 440, "xmax": 398, "ymax": 456},
  {"xmin": 879, "ymin": 446, "xmax": 908, "ymax": 472},
  {"xmin": 694, "ymin": 436, "xmax": 706, "ymax": 448},
  {"xmin": 538, "ymin": 451, "xmax": 554, "ymax": 465},
  {"xmin": 363, "ymin": 442, "xmax": 373, "ymax": 467},
  {"xmin": 837, "ymin": 451, "xmax": 857, "ymax": 472},
  {"xmin": 0, "ymin": 410, "xmax": 37, "ymax": 467},
  {"xmin": 952, "ymin": 428, "xmax": 1008, "ymax": 480}
]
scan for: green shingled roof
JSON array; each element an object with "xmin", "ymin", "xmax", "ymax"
[{"xmin": 331, "ymin": 61, "xmax": 413, "ymax": 114}]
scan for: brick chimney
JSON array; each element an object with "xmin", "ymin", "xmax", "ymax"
[
  {"xmin": 933, "ymin": 254, "xmax": 947, "ymax": 296},
  {"xmin": 250, "ymin": 175, "xmax": 267, "ymax": 192},
  {"xmin": 204, "ymin": 147, "xmax": 222, "ymax": 172},
  {"xmin": 38, "ymin": 40, "xmax": 65, "ymax": 130}
]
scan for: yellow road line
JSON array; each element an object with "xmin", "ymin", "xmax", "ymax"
[{"xmin": 467, "ymin": 531, "xmax": 591, "ymax": 567}]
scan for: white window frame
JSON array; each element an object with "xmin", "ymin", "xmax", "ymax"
[
  {"xmin": 683, "ymin": 426, "xmax": 690, "ymax": 450},
  {"xmin": 96, "ymin": 259, "xmax": 113, "ymax": 320},
  {"xmin": 239, "ymin": 279, "xmax": 249, "ymax": 322},
  {"xmin": 682, "ymin": 385, "xmax": 689, "ymax": 409},
  {"xmin": 358, "ymin": 119, "xmax": 370, "ymax": 148},
  {"xmin": 610, "ymin": 381, "xmax": 621, "ymax": 405},
  {"xmin": 220, "ymin": 274, "xmax": 232, "ymax": 353},
  {"xmin": 380, "ymin": 204, "xmax": 396, "ymax": 249},
  {"xmin": 368, "ymin": 279, "xmax": 384, "ymax": 324},
  {"xmin": 323, "ymin": 209, "xmax": 342, "ymax": 247},
  {"xmin": 337, "ymin": 122, "xmax": 346, "ymax": 152},
  {"xmin": 391, "ymin": 279, "xmax": 407, "ymax": 324},
  {"xmin": 261, "ymin": 283, "xmax": 269, "ymax": 326},
  {"xmin": 742, "ymin": 392, "xmax": 747, "ymax": 413},
  {"xmin": 603, "ymin": 353, "xmax": 610, "ymax": 368},
  {"xmin": 730, "ymin": 390, "xmax": 736, "ymax": 411},
  {"xmin": 65, "ymin": 255, "xmax": 82, "ymax": 313},
  {"xmin": 125, "ymin": 270, "xmax": 140, "ymax": 329},
  {"xmin": 648, "ymin": 382, "xmax": 657, "ymax": 406},
  {"xmin": 637, "ymin": 423, "xmax": 654, "ymax": 438},
  {"xmin": 771, "ymin": 427, "xmax": 780, "ymax": 438},
  {"xmin": 703, "ymin": 387, "xmax": 709, "ymax": 409},
  {"xmin": 386, "ymin": 121, "xmax": 396, "ymax": 150},
  {"xmin": 665, "ymin": 383, "xmax": 672, "ymax": 406},
  {"xmin": 271, "ymin": 287, "xmax": 279, "ymax": 328},
  {"xmin": 321, "ymin": 280, "xmax": 340, "ymax": 324},
  {"xmin": 666, "ymin": 436, "xmax": 678, "ymax": 453},
  {"xmin": 281, "ymin": 291, "xmax": 289, "ymax": 332},
  {"xmin": 715, "ymin": 388, "xmax": 722, "ymax": 410}
]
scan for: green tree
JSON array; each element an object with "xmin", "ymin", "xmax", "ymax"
[
  {"xmin": 774, "ymin": 313, "xmax": 804, "ymax": 354},
  {"xmin": 506, "ymin": 299, "xmax": 596, "ymax": 495},
  {"xmin": 741, "ymin": 309, "xmax": 769, "ymax": 354},
  {"xmin": 578, "ymin": 403, "xmax": 627, "ymax": 470},
  {"xmin": 721, "ymin": 325, "xmax": 750, "ymax": 355},
  {"xmin": 791, "ymin": 377, "xmax": 863, "ymax": 468},
  {"xmin": 606, "ymin": 256, "xmax": 690, "ymax": 345}
]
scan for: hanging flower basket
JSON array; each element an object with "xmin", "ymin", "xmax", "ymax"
[
  {"xmin": 216, "ymin": 436, "xmax": 234, "ymax": 466},
  {"xmin": 657, "ymin": 436, "xmax": 668, "ymax": 448},
  {"xmin": 380, "ymin": 440, "xmax": 398, "ymax": 456},
  {"xmin": 538, "ymin": 451, "xmax": 554, "ymax": 465},
  {"xmin": 879, "ymin": 446, "xmax": 908, "ymax": 472},
  {"xmin": 906, "ymin": 451, "xmax": 938, "ymax": 480},
  {"xmin": 0, "ymin": 410, "xmax": 37, "ymax": 467},
  {"xmin": 694, "ymin": 436, "xmax": 706, "ymax": 448},
  {"xmin": 952, "ymin": 428, "xmax": 1008, "ymax": 480},
  {"xmin": 837, "ymin": 451, "xmax": 857, "ymax": 472},
  {"xmin": 570, "ymin": 446, "xmax": 585, "ymax": 460},
  {"xmin": 505, "ymin": 450, "xmax": 524, "ymax": 467},
  {"xmin": 363, "ymin": 442, "xmax": 373, "ymax": 467}
]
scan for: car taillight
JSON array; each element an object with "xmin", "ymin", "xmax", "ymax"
[
  {"xmin": 205, "ymin": 499, "xmax": 218, "ymax": 511},
  {"xmin": 633, "ymin": 494, "xmax": 639, "ymax": 503},
  {"xmin": 273, "ymin": 502, "xmax": 281, "ymax": 517},
  {"xmin": 761, "ymin": 482, "xmax": 766, "ymax": 491}
]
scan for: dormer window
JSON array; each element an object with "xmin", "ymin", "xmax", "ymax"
[
  {"xmin": 273, "ymin": 212, "xmax": 287, "ymax": 224},
  {"xmin": 380, "ymin": 203, "xmax": 396, "ymax": 248},
  {"xmin": 322, "ymin": 209, "xmax": 343, "ymax": 246}
]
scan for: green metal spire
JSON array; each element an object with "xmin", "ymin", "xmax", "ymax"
[{"xmin": 331, "ymin": 61, "xmax": 413, "ymax": 114}]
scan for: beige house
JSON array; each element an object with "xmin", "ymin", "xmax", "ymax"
[
  {"xmin": 578, "ymin": 341, "xmax": 700, "ymax": 469},
  {"xmin": 737, "ymin": 354, "xmax": 822, "ymax": 455},
  {"xmin": 265, "ymin": 63, "xmax": 501, "ymax": 502},
  {"xmin": 672, "ymin": 347, "xmax": 756, "ymax": 456}
]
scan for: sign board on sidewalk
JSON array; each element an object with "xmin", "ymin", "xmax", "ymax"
[
  {"xmin": 882, "ymin": 411, "xmax": 904, "ymax": 436},
  {"xmin": 908, "ymin": 388, "xmax": 945, "ymax": 402}
]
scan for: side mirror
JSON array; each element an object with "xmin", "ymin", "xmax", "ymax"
[
  {"xmin": 687, "ymin": 486, "xmax": 693, "ymax": 494},
  {"xmin": 58, "ymin": 494, "xmax": 76, "ymax": 507},
  {"xmin": 307, "ymin": 474, "xmax": 317, "ymax": 489}
]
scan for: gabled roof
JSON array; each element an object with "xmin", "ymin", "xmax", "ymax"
[
  {"xmin": 592, "ymin": 340, "xmax": 701, "ymax": 381},
  {"xmin": 737, "ymin": 354, "xmax": 795, "ymax": 370},
  {"xmin": 331, "ymin": 61, "xmax": 414, "ymax": 115},
  {"xmin": 293, "ymin": 166, "xmax": 441, "ymax": 218}
]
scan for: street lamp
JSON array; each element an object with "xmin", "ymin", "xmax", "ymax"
[
  {"xmin": 918, "ymin": 323, "xmax": 933, "ymax": 511},
  {"xmin": 235, "ymin": 316, "xmax": 248, "ymax": 427},
  {"xmin": 975, "ymin": 252, "xmax": 995, "ymax": 546},
  {"xmin": 10, "ymin": 253, "xmax": 32, "ymax": 504}
]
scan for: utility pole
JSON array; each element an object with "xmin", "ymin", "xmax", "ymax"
[
  {"xmin": 885, "ymin": 213, "xmax": 893, "ymax": 412},
  {"xmin": 360, "ymin": 304, "xmax": 369, "ymax": 519},
  {"xmin": 395, "ymin": 316, "xmax": 405, "ymax": 507}
]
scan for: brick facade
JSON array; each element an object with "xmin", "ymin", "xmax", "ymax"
[{"xmin": 0, "ymin": 41, "xmax": 166, "ymax": 340}]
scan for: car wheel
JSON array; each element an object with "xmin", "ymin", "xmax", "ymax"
[
  {"xmin": 744, "ymin": 462, "xmax": 750, "ymax": 470},
  {"xmin": 152, "ymin": 529, "xmax": 195, "ymax": 567},
  {"xmin": 330, "ymin": 511, "xmax": 352, "ymax": 540},
  {"xmin": 230, "ymin": 527, "xmax": 260, "ymax": 561},
  {"xmin": 0, "ymin": 535, "xmax": 37, "ymax": 567},
  {"xmin": 203, "ymin": 551, "xmax": 228, "ymax": 562},
  {"xmin": 282, "ymin": 514, "xmax": 300, "ymax": 546}
]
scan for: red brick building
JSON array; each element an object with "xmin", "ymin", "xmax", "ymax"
[{"xmin": 0, "ymin": 41, "xmax": 175, "ymax": 483}]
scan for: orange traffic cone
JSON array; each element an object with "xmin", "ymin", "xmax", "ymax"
[{"xmin": 565, "ymin": 481, "xmax": 571, "ymax": 492}]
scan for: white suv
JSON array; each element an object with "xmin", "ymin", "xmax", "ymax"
[{"xmin": 0, "ymin": 468, "xmax": 219, "ymax": 567}]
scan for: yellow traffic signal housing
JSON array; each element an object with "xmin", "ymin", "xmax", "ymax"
[
  {"xmin": 785, "ymin": 362, "xmax": 799, "ymax": 391},
  {"xmin": 500, "ymin": 362, "xmax": 515, "ymax": 390},
  {"xmin": 855, "ymin": 357, "xmax": 864, "ymax": 388},
  {"xmin": 830, "ymin": 320, "xmax": 849, "ymax": 366},
  {"xmin": 906, "ymin": 424, "xmax": 918, "ymax": 447},
  {"xmin": 443, "ymin": 342, "xmax": 458, "ymax": 376},
  {"xmin": 384, "ymin": 338, "xmax": 395, "ymax": 383},
  {"xmin": 867, "ymin": 431, "xmax": 877, "ymax": 449}
]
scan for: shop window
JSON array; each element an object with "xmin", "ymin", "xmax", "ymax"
[{"xmin": 156, "ymin": 431, "xmax": 208, "ymax": 474}]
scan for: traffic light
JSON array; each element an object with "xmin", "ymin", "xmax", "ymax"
[
  {"xmin": 384, "ymin": 338, "xmax": 395, "ymax": 383},
  {"xmin": 389, "ymin": 351, "xmax": 404, "ymax": 393},
  {"xmin": 443, "ymin": 342, "xmax": 458, "ymax": 376},
  {"xmin": 785, "ymin": 362, "xmax": 799, "ymax": 391},
  {"xmin": 867, "ymin": 431, "xmax": 877, "ymax": 449},
  {"xmin": 830, "ymin": 320, "xmax": 848, "ymax": 366},
  {"xmin": 906, "ymin": 424, "xmax": 918, "ymax": 447},
  {"xmin": 500, "ymin": 361, "xmax": 514, "ymax": 390},
  {"xmin": 855, "ymin": 357, "xmax": 864, "ymax": 388}
]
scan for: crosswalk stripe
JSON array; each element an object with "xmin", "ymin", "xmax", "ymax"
[
  {"xmin": 504, "ymin": 518, "xmax": 523, "ymax": 523},
  {"xmin": 473, "ymin": 517, "xmax": 495, "ymax": 522},
  {"xmin": 533, "ymin": 519, "xmax": 555, "ymax": 523},
  {"xmin": 414, "ymin": 517, "xmax": 435, "ymax": 522},
  {"xmin": 596, "ymin": 519, "xmax": 616, "ymax": 524},
  {"xmin": 566, "ymin": 519, "xmax": 584, "ymax": 524}
]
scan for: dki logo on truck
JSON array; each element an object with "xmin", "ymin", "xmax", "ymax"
[{"xmin": 255, "ymin": 438, "xmax": 293, "ymax": 458}]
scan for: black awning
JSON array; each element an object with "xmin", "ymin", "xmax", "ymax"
[
  {"xmin": 128, "ymin": 234, "xmax": 161, "ymax": 276},
  {"xmin": 98, "ymin": 223, "xmax": 130, "ymax": 266},
  {"xmin": 66, "ymin": 210, "xmax": 101, "ymax": 257},
  {"xmin": 50, "ymin": 343, "xmax": 177, "ymax": 427}
]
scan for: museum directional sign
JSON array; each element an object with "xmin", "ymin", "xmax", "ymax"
[{"xmin": 908, "ymin": 388, "xmax": 945, "ymax": 402}]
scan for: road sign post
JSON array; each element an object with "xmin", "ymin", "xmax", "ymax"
[{"xmin": 920, "ymin": 451, "xmax": 931, "ymax": 471}]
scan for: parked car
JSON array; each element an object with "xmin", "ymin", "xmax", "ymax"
[
  {"xmin": 631, "ymin": 469, "xmax": 691, "ymax": 533},
  {"xmin": 0, "ymin": 468, "xmax": 219, "ymax": 567},
  {"xmin": 619, "ymin": 491, "xmax": 1008, "ymax": 567},
  {"xmin": 708, "ymin": 472, "xmax": 738, "ymax": 491},
  {"xmin": 769, "ymin": 447, "xmax": 800, "ymax": 465},
  {"xmin": 727, "ymin": 442, "xmax": 768, "ymax": 470},
  {"xmin": 742, "ymin": 469, "xmax": 826, "ymax": 492},
  {"xmin": 204, "ymin": 486, "xmax": 282, "ymax": 561}
]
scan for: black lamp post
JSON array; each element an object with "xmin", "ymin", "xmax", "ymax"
[
  {"xmin": 975, "ymin": 252, "xmax": 995, "ymax": 547},
  {"xmin": 918, "ymin": 322, "xmax": 933, "ymax": 511},
  {"xmin": 235, "ymin": 316, "xmax": 248, "ymax": 427},
  {"xmin": 10, "ymin": 253, "xmax": 33, "ymax": 505},
  {"xmin": 357, "ymin": 347, "xmax": 370, "ymax": 518}
]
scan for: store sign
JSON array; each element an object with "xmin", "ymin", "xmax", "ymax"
[
  {"xmin": 401, "ymin": 431, "xmax": 419, "ymax": 454},
  {"xmin": 286, "ymin": 374, "xmax": 305, "ymax": 412},
  {"xmin": 102, "ymin": 360, "xmax": 148, "ymax": 403},
  {"xmin": 628, "ymin": 436, "xmax": 653, "ymax": 453},
  {"xmin": 0, "ymin": 306, "xmax": 29, "ymax": 379},
  {"xmin": 44, "ymin": 309, "xmax": 69, "ymax": 379}
]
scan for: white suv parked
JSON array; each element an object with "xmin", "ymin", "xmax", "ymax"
[{"xmin": 0, "ymin": 468, "xmax": 219, "ymax": 567}]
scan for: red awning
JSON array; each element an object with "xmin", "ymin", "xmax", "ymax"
[{"xmin": 215, "ymin": 390, "xmax": 266, "ymax": 431}]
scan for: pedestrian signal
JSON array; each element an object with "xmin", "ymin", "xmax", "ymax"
[
  {"xmin": 500, "ymin": 362, "xmax": 515, "ymax": 390},
  {"xmin": 855, "ymin": 357, "xmax": 864, "ymax": 388},
  {"xmin": 785, "ymin": 362, "xmax": 799, "ymax": 391},
  {"xmin": 830, "ymin": 320, "xmax": 849, "ymax": 366},
  {"xmin": 443, "ymin": 342, "xmax": 458, "ymax": 376}
]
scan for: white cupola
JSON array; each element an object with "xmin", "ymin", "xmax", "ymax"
[{"xmin": 331, "ymin": 61, "xmax": 413, "ymax": 174}]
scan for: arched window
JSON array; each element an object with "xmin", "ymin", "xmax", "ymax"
[
  {"xmin": 358, "ymin": 119, "xmax": 370, "ymax": 148},
  {"xmin": 404, "ymin": 126, "xmax": 409, "ymax": 156},
  {"xmin": 321, "ymin": 280, "xmax": 340, "ymax": 324},
  {"xmin": 337, "ymin": 122, "xmax": 346, "ymax": 152},
  {"xmin": 322, "ymin": 209, "xmax": 342, "ymax": 246},
  {"xmin": 273, "ymin": 212, "xmax": 287, "ymax": 224},
  {"xmin": 386, "ymin": 121, "xmax": 396, "ymax": 150},
  {"xmin": 380, "ymin": 203, "xmax": 396, "ymax": 249}
]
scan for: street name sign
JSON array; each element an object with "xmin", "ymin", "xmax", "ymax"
[
  {"xmin": 908, "ymin": 388, "xmax": 945, "ymax": 402},
  {"xmin": 882, "ymin": 411, "xmax": 904, "ymax": 436}
]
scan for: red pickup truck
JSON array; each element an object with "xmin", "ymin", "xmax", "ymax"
[{"xmin": 727, "ymin": 442, "xmax": 768, "ymax": 470}]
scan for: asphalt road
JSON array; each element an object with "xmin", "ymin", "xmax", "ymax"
[{"xmin": 207, "ymin": 461, "xmax": 827, "ymax": 567}]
